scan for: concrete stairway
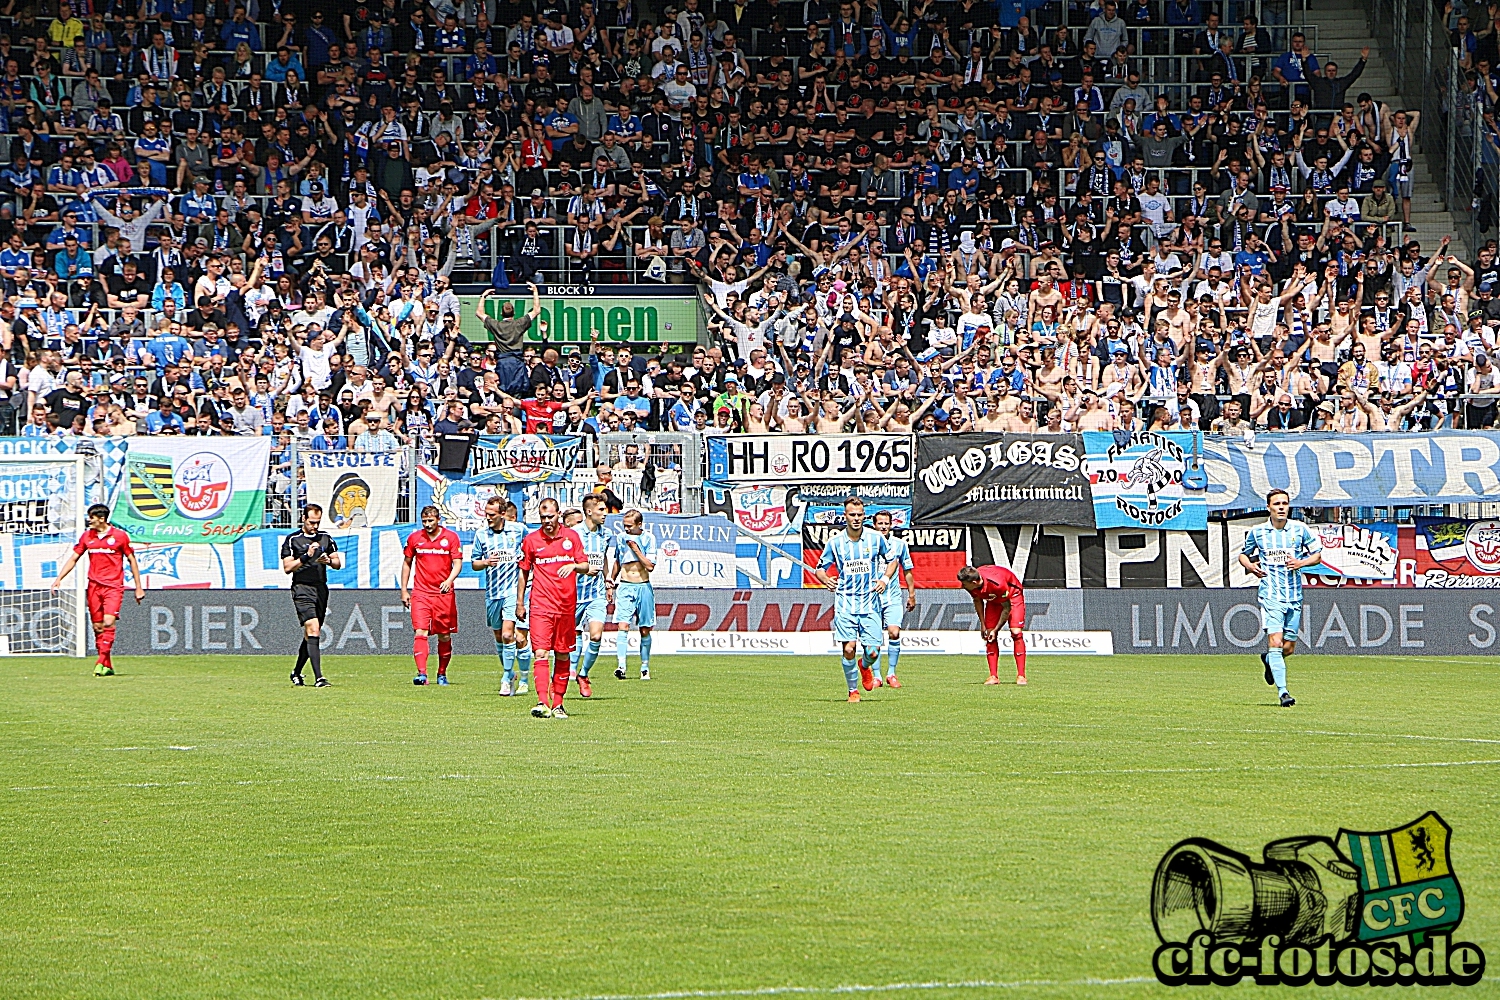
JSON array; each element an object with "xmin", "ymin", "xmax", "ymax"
[{"xmin": 1305, "ymin": 0, "xmax": 1468, "ymax": 254}]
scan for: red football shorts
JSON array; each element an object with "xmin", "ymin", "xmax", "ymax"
[
  {"xmin": 982, "ymin": 595, "xmax": 1025, "ymax": 634},
  {"xmin": 87, "ymin": 585, "xmax": 124, "ymax": 623},
  {"xmin": 528, "ymin": 606, "xmax": 577, "ymax": 654},
  {"xmin": 410, "ymin": 591, "xmax": 458, "ymax": 635}
]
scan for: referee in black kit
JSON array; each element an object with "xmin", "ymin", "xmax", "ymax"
[{"xmin": 280, "ymin": 504, "xmax": 342, "ymax": 687}]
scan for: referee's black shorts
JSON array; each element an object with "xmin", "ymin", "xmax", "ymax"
[{"xmin": 292, "ymin": 583, "xmax": 329, "ymax": 625}]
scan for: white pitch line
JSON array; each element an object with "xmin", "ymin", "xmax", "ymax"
[
  {"xmin": 497, "ymin": 977, "xmax": 1157, "ymax": 1000},
  {"xmin": 1305, "ymin": 730, "xmax": 1500, "ymax": 745},
  {"xmin": 1038, "ymin": 759, "xmax": 1500, "ymax": 776}
]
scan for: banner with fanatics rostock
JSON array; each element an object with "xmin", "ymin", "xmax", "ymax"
[
  {"xmin": 913, "ymin": 433, "xmax": 1093, "ymax": 528},
  {"xmin": 302, "ymin": 451, "xmax": 401, "ymax": 528},
  {"xmin": 108, "ymin": 437, "xmax": 271, "ymax": 544},
  {"xmin": 111, "ymin": 588, "xmax": 1500, "ymax": 656}
]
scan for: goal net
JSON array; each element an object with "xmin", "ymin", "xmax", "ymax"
[{"xmin": 0, "ymin": 456, "xmax": 88, "ymax": 657}]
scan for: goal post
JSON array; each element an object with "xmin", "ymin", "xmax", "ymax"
[{"xmin": 0, "ymin": 455, "xmax": 89, "ymax": 657}]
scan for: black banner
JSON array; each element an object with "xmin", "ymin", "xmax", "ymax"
[{"xmin": 913, "ymin": 434, "xmax": 1095, "ymax": 528}]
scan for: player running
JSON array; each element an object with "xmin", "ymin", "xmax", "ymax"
[
  {"xmin": 518, "ymin": 497, "xmax": 590, "ymax": 718},
  {"xmin": 609, "ymin": 508, "xmax": 658, "ymax": 681},
  {"xmin": 872, "ymin": 509, "xmax": 916, "ymax": 688},
  {"xmin": 52, "ymin": 503, "xmax": 144, "ymax": 676},
  {"xmin": 401, "ymin": 506, "xmax": 463, "ymax": 686},
  {"xmin": 280, "ymin": 503, "xmax": 342, "ymax": 687},
  {"xmin": 572, "ymin": 495, "xmax": 611, "ymax": 696},
  {"xmin": 471, "ymin": 497, "xmax": 534, "ymax": 696},
  {"xmin": 812, "ymin": 497, "xmax": 898, "ymax": 703},
  {"xmin": 1238, "ymin": 488, "xmax": 1323, "ymax": 708},
  {"xmin": 957, "ymin": 564, "xmax": 1028, "ymax": 686}
]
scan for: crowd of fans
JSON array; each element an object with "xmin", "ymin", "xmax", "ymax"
[{"xmin": 0, "ymin": 0, "xmax": 1494, "ymax": 453}]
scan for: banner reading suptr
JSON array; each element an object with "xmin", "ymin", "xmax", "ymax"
[
  {"xmin": 467, "ymin": 434, "xmax": 580, "ymax": 484},
  {"xmin": 302, "ymin": 452, "xmax": 400, "ymax": 528},
  {"xmin": 914, "ymin": 433, "xmax": 1093, "ymax": 528},
  {"xmin": 110, "ymin": 437, "xmax": 270, "ymax": 542},
  {"xmin": 1201, "ymin": 432, "xmax": 1500, "ymax": 509},
  {"xmin": 1084, "ymin": 431, "xmax": 1207, "ymax": 530}
]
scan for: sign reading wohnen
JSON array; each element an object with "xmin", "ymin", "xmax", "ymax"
[{"xmin": 462, "ymin": 289, "xmax": 701, "ymax": 344}]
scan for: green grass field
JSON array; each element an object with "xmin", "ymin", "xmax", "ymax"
[{"xmin": 2, "ymin": 651, "xmax": 1498, "ymax": 999}]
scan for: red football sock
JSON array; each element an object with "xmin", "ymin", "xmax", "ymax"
[
  {"xmin": 413, "ymin": 635, "xmax": 429, "ymax": 675},
  {"xmin": 1013, "ymin": 633, "xmax": 1027, "ymax": 680},
  {"xmin": 985, "ymin": 640, "xmax": 1000, "ymax": 678},
  {"xmin": 535, "ymin": 657, "xmax": 552, "ymax": 707},
  {"xmin": 551, "ymin": 654, "xmax": 569, "ymax": 706},
  {"xmin": 98, "ymin": 626, "xmax": 115, "ymax": 663},
  {"xmin": 437, "ymin": 638, "xmax": 452, "ymax": 675}
]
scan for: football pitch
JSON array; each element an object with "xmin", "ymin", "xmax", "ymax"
[{"xmin": 2, "ymin": 652, "xmax": 1498, "ymax": 999}]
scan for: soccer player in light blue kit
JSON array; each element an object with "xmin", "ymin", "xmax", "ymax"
[
  {"xmin": 1238, "ymin": 488, "xmax": 1323, "ymax": 708},
  {"xmin": 571, "ymin": 495, "xmax": 612, "ymax": 698},
  {"xmin": 610, "ymin": 508, "xmax": 659, "ymax": 681},
  {"xmin": 813, "ymin": 497, "xmax": 899, "ymax": 702},
  {"xmin": 872, "ymin": 509, "xmax": 917, "ymax": 688},
  {"xmin": 470, "ymin": 497, "xmax": 533, "ymax": 696}
]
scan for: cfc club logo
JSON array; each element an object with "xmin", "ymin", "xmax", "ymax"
[
  {"xmin": 174, "ymin": 452, "xmax": 233, "ymax": 519},
  {"xmin": 1152, "ymin": 812, "xmax": 1484, "ymax": 987}
]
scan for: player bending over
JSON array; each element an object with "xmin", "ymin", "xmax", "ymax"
[
  {"xmin": 610, "ymin": 508, "xmax": 658, "ymax": 681},
  {"xmin": 813, "ymin": 497, "xmax": 897, "ymax": 702},
  {"xmin": 571, "ymin": 496, "xmax": 611, "ymax": 696},
  {"xmin": 280, "ymin": 503, "xmax": 342, "ymax": 687},
  {"xmin": 957, "ymin": 564, "xmax": 1027, "ymax": 686},
  {"xmin": 401, "ymin": 505, "xmax": 463, "ymax": 686},
  {"xmin": 1238, "ymin": 488, "xmax": 1323, "ymax": 708},
  {"xmin": 872, "ymin": 510, "xmax": 916, "ymax": 688},
  {"xmin": 472, "ymin": 497, "xmax": 533, "ymax": 696},
  {"xmin": 518, "ymin": 497, "xmax": 590, "ymax": 718},
  {"xmin": 52, "ymin": 503, "xmax": 144, "ymax": 676}
]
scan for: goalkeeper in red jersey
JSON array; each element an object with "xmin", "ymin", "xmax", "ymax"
[
  {"xmin": 52, "ymin": 504, "xmax": 145, "ymax": 676},
  {"xmin": 957, "ymin": 564, "xmax": 1027, "ymax": 686}
]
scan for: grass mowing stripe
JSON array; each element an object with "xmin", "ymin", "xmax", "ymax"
[{"xmin": 1, "ymin": 651, "xmax": 1496, "ymax": 1000}]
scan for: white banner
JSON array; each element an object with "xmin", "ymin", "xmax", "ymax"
[
  {"xmin": 642, "ymin": 630, "xmax": 1114, "ymax": 656},
  {"xmin": 708, "ymin": 434, "xmax": 914, "ymax": 484},
  {"xmin": 303, "ymin": 452, "xmax": 400, "ymax": 528}
]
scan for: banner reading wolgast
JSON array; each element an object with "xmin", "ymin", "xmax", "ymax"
[
  {"xmin": 110, "ymin": 437, "xmax": 270, "ymax": 543},
  {"xmin": 914, "ymin": 434, "xmax": 1093, "ymax": 528}
]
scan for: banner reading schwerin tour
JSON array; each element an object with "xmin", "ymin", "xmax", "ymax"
[{"xmin": 111, "ymin": 437, "xmax": 271, "ymax": 543}]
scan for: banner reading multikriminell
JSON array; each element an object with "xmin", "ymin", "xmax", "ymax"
[
  {"xmin": 914, "ymin": 433, "xmax": 1093, "ymax": 528},
  {"xmin": 110, "ymin": 437, "xmax": 271, "ymax": 543},
  {"xmin": 1084, "ymin": 431, "xmax": 1207, "ymax": 530},
  {"xmin": 1201, "ymin": 432, "xmax": 1500, "ymax": 510}
]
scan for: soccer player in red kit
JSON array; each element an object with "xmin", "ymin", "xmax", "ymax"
[
  {"xmin": 400, "ymin": 505, "xmax": 464, "ymax": 686},
  {"xmin": 957, "ymin": 564, "xmax": 1027, "ymax": 686},
  {"xmin": 52, "ymin": 504, "xmax": 145, "ymax": 676},
  {"xmin": 517, "ymin": 497, "xmax": 590, "ymax": 719}
]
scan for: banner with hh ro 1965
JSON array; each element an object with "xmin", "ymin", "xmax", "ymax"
[
  {"xmin": 707, "ymin": 434, "xmax": 913, "ymax": 484},
  {"xmin": 913, "ymin": 433, "xmax": 1093, "ymax": 528}
]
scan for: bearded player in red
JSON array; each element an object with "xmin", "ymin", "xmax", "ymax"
[
  {"xmin": 517, "ymin": 497, "xmax": 590, "ymax": 719},
  {"xmin": 957, "ymin": 564, "xmax": 1027, "ymax": 686},
  {"xmin": 401, "ymin": 506, "xmax": 464, "ymax": 686},
  {"xmin": 52, "ymin": 504, "xmax": 145, "ymax": 676}
]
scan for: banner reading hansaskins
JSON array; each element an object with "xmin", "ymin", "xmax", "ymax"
[{"xmin": 913, "ymin": 433, "xmax": 1094, "ymax": 528}]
